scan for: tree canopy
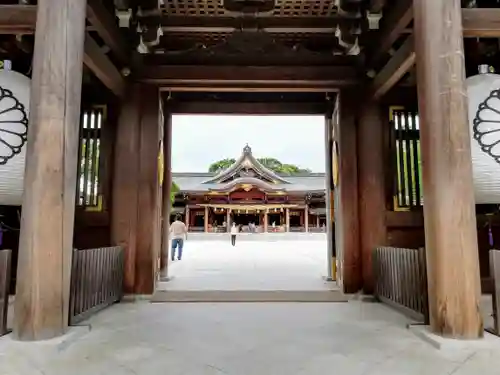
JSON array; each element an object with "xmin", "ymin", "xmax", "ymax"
[
  {"xmin": 208, "ymin": 157, "xmax": 311, "ymax": 175},
  {"xmin": 171, "ymin": 181, "xmax": 179, "ymax": 204}
]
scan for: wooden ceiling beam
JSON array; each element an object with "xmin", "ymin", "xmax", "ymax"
[
  {"xmin": 462, "ymin": 8, "xmax": 500, "ymax": 37},
  {"xmin": 170, "ymin": 101, "xmax": 327, "ymax": 115},
  {"xmin": 369, "ymin": 35, "xmax": 415, "ymax": 100},
  {"xmin": 83, "ymin": 34, "xmax": 126, "ymax": 97},
  {"xmin": 0, "ymin": 5, "xmax": 36, "ymax": 34},
  {"xmin": 370, "ymin": 0, "xmax": 386, "ymax": 13},
  {"xmin": 138, "ymin": 15, "xmax": 359, "ymax": 32},
  {"xmin": 366, "ymin": 0, "xmax": 413, "ymax": 68},
  {"xmin": 86, "ymin": 0, "xmax": 129, "ymax": 64},
  {"xmin": 0, "ymin": 4, "xmax": 129, "ymax": 64},
  {"xmin": 138, "ymin": 65, "xmax": 359, "ymax": 91}
]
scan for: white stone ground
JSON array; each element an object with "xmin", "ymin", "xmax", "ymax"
[
  {"xmin": 1, "ymin": 237, "xmax": 500, "ymax": 375},
  {"xmin": 159, "ymin": 238, "xmax": 332, "ymax": 291}
]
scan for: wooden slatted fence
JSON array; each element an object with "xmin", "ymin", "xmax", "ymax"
[
  {"xmin": 0, "ymin": 250, "xmax": 11, "ymax": 336},
  {"xmin": 69, "ymin": 246, "xmax": 124, "ymax": 325},
  {"xmin": 373, "ymin": 246, "xmax": 429, "ymax": 322}
]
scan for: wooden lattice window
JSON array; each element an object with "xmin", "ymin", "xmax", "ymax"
[
  {"xmin": 77, "ymin": 107, "xmax": 104, "ymax": 210},
  {"xmin": 274, "ymin": 0, "xmax": 339, "ymax": 16},
  {"xmin": 390, "ymin": 107, "xmax": 423, "ymax": 210},
  {"xmin": 162, "ymin": 0, "xmax": 341, "ymax": 16}
]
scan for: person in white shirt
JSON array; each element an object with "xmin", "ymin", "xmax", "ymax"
[
  {"xmin": 170, "ymin": 215, "xmax": 187, "ymax": 261},
  {"xmin": 230, "ymin": 222, "xmax": 238, "ymax": 246}
]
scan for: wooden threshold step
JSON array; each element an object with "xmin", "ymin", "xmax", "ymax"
[{"xmin": 151, "ymin": 290, "xmax": 349, "ymax": 303}]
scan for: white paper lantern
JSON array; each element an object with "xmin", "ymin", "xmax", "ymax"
[{"xmin": 0, "ymin": 68, "xmax": 30, "ymax": 206}]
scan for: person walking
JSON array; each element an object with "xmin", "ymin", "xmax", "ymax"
[
  {"xmin": 170, "ymin": 214, "xmax": 187, "ymax": 261},
  {"xmin": 230, "ymin": 222, "xmax": 238, "ymax": 246}
]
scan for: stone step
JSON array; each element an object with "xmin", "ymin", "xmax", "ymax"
[{"xmin": 151, "ymin": 290, "xmax": 348, "ymax": 303}]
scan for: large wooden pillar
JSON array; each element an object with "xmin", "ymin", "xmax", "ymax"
[
  {"xmin": 325, "ymin": 109, "xmax": 334, "ymax": 280},
  {"xmin": 336, "ymin": 91, "xmax": 361, "ymax": 293},
  {"xmin": 160, "ymin": 105, "xmax": 172, "ymax": 280},
  {"xmin": 111, "ymin": 85, "xmax": 140, "ymax": 294},
  {"xmin": 111, "ymin": 84, "xmax": 161, "ymax": 295},
  {"xmin": 357, "ymin": 103, "xmax": 387, "ymax": 293},
  {"xmin": 414, "ymin": 0, "xmax": 483, "ymax": 338},
  {"xmin": 135, "ymin": 86, "xmax": 162, "ymax": 294},
  {"xmin": 14, "ymin": 0, "xmax": 86, "ymax": 341}
]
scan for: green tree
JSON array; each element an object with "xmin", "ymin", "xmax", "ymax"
[
  {"xmin": 208, "ymin": 158, "xmax": 236, "ymax": 173},
  {"xmin": 208, "ymin": 157, "xmax": 311, "ymax": 175},
  {"xmin": 171, "ymin": 181, "xmax": 179, "ymax": 205},
  {"xmin": 256, "ymin": 157, "xmax": 283, "ymax": 171}
]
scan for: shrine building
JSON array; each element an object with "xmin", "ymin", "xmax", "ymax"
[{"xmin": 171, "ymin": 145, "xmax": 328, "ymax": 233}]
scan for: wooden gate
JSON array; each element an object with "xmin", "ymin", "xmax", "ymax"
[
  {"xmin": 69, "ymin": 246, "xmax": 124, "ymax": 325},
  {"xmin": 373, "ymin": 246, "xmax": 429, "ymax": 322}
]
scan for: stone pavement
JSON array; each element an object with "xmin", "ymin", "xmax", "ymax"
[
  {"xmin": 159, "ymin": 239, "xmax": 332, "ymax": 291},
  {"xmin": 1, "ymin": 237, "xmax": 500, "ymax": 375},
  {"xmin": 2, "ymin": 302, "xmax": 500, "ymax": 375}
]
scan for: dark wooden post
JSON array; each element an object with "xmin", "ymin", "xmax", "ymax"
[
  {"xmin": 135, "ymin": 85, "xmax": 162, "ymax": 294},
  {"xmin": 414, "ymin": 0, "xmax": 483, "ymax": 338},
  {"xmin": 111, "ymin": 84, "xmax": 161, "ymax": 295},
  {"xmin": 111, "ymin": 85, "xmax": 141, "ymax": 294},
  {"xmin": 14, "ymin": 0, "xmax": 86, "ymax": 341},
  {"xmin": 160, "ymin": 103, "xmax": 172, "ymax": 280},
  {"xmin": 357, "ymin": 103, "xmax": 387, "ymax": 293},
  {"xmin": 337, "ymin": 91, "xmax": 362, "ymax": 293}
]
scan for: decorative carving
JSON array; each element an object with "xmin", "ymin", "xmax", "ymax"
[
  {"xmin": 159, "ymin": 29, "xmax": 345, "ymax": 60},
  {"xmin": 239, "ymin": 168, "xmax": 256, "ymax": 178},
  {"xmin": 0, "ymin": 86, "xmax": 28, "ymax": 165}
]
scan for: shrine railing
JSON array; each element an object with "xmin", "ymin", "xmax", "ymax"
[
  {"xmin": 373, "ymin": 247, "xmax": 429, "ymax": 322},
  {"xmin": 490, "ymin": 250, "xmax": 500, "ymax": 335},
  {"xmin": 0, "ymin": 250, "xmax": 11, "ymax": 336},
  {"xmin": 69, "ymin": 246, "xmax": 124, "ymax": 325}
]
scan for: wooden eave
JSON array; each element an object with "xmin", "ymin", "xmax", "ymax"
[{"xmin": 207, "ymin": 178, "xmax": 288, "ymax": 193}]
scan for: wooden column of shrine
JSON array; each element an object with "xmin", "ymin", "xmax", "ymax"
[
  {"xmin": 111, "ymin": 84, "xmax": 162, "ymax": 295},
  {"xmin": 285, "ymin": 208, "xmax": 290, "ymax": 232},
  {"xmin": 14, "ymin": 0, "xmax": 87, "ymax": 341},
  {"xmin": 304, "ymin": 206, "xmax": 309, "ymax": 233},
  {"xmin": 264, "ymin": 210, "xmax": 269, "ymax": 233},
  {"xmin": 414, "ymin": 0, "xmax": 483, "ymax": 338},
  {"xmin": 357, "ymin": 103, "xmax": 387, "ymax": 293},
  {"xmin": 336, "ymin": 91, "xmax": 361, "ymax": 293},
  {"xmin": 204, "ymin": 206, "xmax": 209, "ymax": 232}
]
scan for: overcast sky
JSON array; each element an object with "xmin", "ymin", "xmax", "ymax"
[{"xmin": 171, "ymin": 115, "xmax": 326, "ymax": 173}]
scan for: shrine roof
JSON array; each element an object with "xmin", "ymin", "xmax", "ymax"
[
  {"xmin": 171, "ymin": 144, "xmax": 326, "ymax": 193},
  {"xmin": 172, "ymin": 172, "xmax": 326, "ymax": 193}
]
